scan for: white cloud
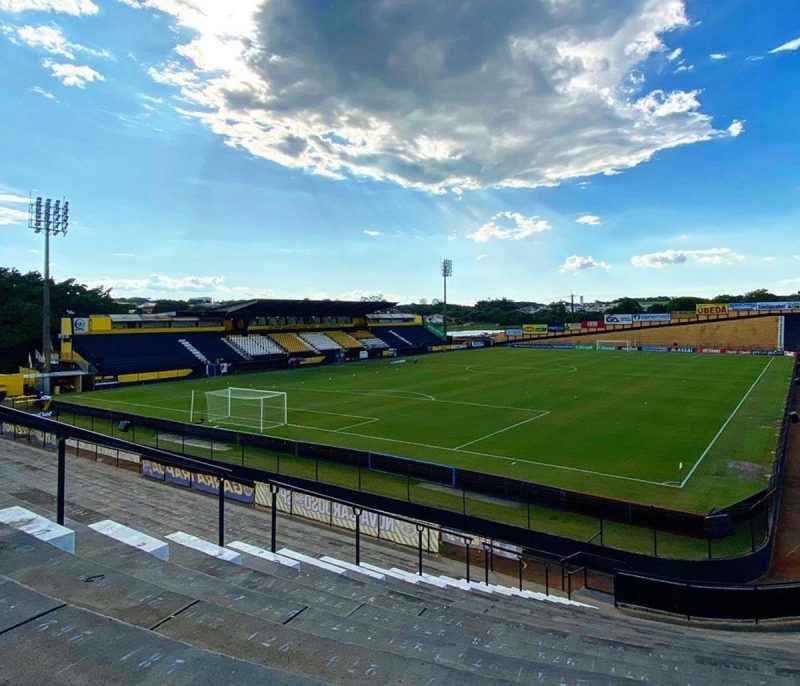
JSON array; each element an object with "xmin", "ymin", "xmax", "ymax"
[
  {"xmin": 575, "ymin": 214, "xmax": 601, "ymax": 226},
  {"xmin": 129, "ymin": 0, "xmax": 734, "ymax": 192},
  {"xmin": 4, "ymin": 24, "xmax": 109, "ymax": 59},
  {"xmin": 761, "ymin": 256, "xmax": 776, "ymax": 262},
  {"xmin": 0, "ymin": 204, "xmax": 28, "ymax": 225},
  {"xmin": 32, "ymin": 85, "xmax": 56, "ymax": 99},
  {"xmin": 746, "ymin": 55, "xmax": 764, "ymax": 62},
  {"xmin": 0, "ymin": 192, "xmax": 28, "ymax": 203},
  {"xmin": 674, "ymin": 63, "xmax": 693, "ymax": 73},
  {"xmin": 709, "ymin": 53, "xmax": 727, "ymax": 60},
  {"xmin": 85, "ymin": 273, "xmax": 226, "ymax": 294},
  {"xmin": 467, "ymin": 211, "xmax": 550, "ymax": 243},
  {"xmin": 362, "ymin": 229, "xmax": 380, "ymax": 237},
  {"xmin": 678, "ymin": 233, "xmax": 691, "ymax": 240},
  {"xmin": 42, "ymin": 58, "xmax": 104, "ymax": 87},
  {"xmin": 561, "ymin": 254, "xmax": 609, "ymax": 272},
  {"xmin": 665, "ymin": 47, "xmax": 683, "ymax": 61},
  {"xmin": 631, "ymin": 247, "xmax": 744, "ymax": 268},
  {"xmin": 769, "ymin": 36, "xmax": 800, "ymax": 53},
  {"xmin": 0, "ymin": 0, "xmax": 97, "ymax": 15},
  {"xmin": 476, "ymin": 254, "xmax": 488, "ymax": 261},
  {"xmin": 727, "ymin": 119, "xmax": 745, "ymax": 137}
]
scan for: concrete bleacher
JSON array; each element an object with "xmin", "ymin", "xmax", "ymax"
[
  {"xmin": 370, "ymin": 325, "xmax": 443, "ymax": 349},
  {"xmin": 351, "ymin": 329, "xmax": 389, "ymax": 349},
  {"xmin": 227, "ymin": 334, "xmax": 286, "ymax": 357},
  {"xmin": 3, "ymin": 439, "xmax": 800, "ymax": 685},
  {"xmin": 298, "ymin": 332, "xmax": 342, "ymax": 352},
  {"xmin": 270, "ymin": 332, "xmax": 316, "ymax": 354},
  {"xmin": 324, "ymin": 330, "xmax": 365, "ymax": 350}
]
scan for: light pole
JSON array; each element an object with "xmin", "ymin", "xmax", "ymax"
[
  {"xmin": 28, "ymin": 195, "xmax": 69, "ymax": 394},
  {"xmin": 440, "ymin": 258, "xmax": 452, "ymax": 339}
]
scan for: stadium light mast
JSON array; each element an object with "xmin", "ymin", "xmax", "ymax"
[
  {"xmin": 440, "ymin": 258, "xmax": 452, "ymax": 339},
  {"xmin": 28, "ymin": 194, "xmax": 69, "ymax": 395}
]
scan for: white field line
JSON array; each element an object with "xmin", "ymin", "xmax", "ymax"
[
  {"xmin": 455, "ymin": 412, "xmax": 550, "ymax": 450},
  {"xmin": 679, "ymin": 357, "xmax": 775, "ymax": 488},
  {"xmin": 287, "ymin": 421, "xmax": 674, "ymax": 487},
  {"xmin": 334, "ymin": 417, "xmax": 381, "ymax": 431},
  {"xmin": 465, "ymin": 364, "xmax": 578, "ymax": 375}
]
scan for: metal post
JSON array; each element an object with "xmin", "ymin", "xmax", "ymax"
[
  {"xmin": 406, "ymin": 462, "xmax": 411, "ymax": 501},
  {"xmin": 518, "ymin": 556, "xmax": 523, "ymax": 591},
  {"xmin": 218, "ymin": 477, "xmax": 225, "ymax": 546},
  {"xmin": 270, "ymin": 484, "xmax": 278, "ymax": 552},
  {"xmin": 484, "ymin": 545, "xmax": 489, "ymax": 586},
  {"xmin": 599, "ymin": 518, "xmax": 604, "ymax": 545},
  {"xmin": 527, "ymin": 501, "xmax": 531, "ymax": 529},
  {"xmin": 354, "ymin": 508, "xmax": 362, "ymax": 565},
  {"xmin": 545, "ymin": 564, "xmax": 549, "ymax": 595},
  {"xmin": 653, "ymin": 526, "xmax": 658, "ymax": 557},
  {"xmin": 416, "ymin": 525, "xmax": 424, "ymax": 575},
  {"xmin": 56, "ymin": 435, "xmax": 65, "ymax": 525},
  {"xmin": 707, "ymin": 536, "xmax": 712, "ymax": 559},
  {"xmin": 750, "ymin": 515, "xmax": 756, "ymax": 552},
  {"xmin": 41, "ymin": 227, "xmax": 51, "ymax": 395},
  {"xmin": 465, "ymin": 541, "xmax": 471, "ymax": 582}
]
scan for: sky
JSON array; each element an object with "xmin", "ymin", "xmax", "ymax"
[{"xmin": 0, "ymin": 0, "xmax": 798, "ymax": 306}]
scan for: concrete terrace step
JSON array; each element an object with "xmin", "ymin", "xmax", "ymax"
[
  {"xmin": 0, "ymin": 505, "xmax": 75, "ymax": 554},
  {"xmin": 89, "ymin": 519, "xmax": 169, "ymax": 560},
  {"xmin": 229, "ymin": 540, "xmax": 301, "ymax": 569},
  {"xmin": 0, "ymin": 575, "xmax": 324, "ymax": 686},
  {"xmin": 166, "ymin": 530, "xmax": 242, "ymax": 564}
]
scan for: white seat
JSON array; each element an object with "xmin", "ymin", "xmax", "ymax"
[
  {"xmin": 276, "ymin": 548, "xmax": 347, "ymax": 575},
  {"xmin": 320, "ymin": 556, "xmax": 386, "ymax": 580},
  {"xmin": 89, "ymin": 519, "xmax": 168, "ymax": 560},
  {"xmin": 166, "ymin": 531, "xmax": 241, "ymax": 564},
  {"xmin": 228, "ymin": 541, "xmax": 300, "ymax": 569}
]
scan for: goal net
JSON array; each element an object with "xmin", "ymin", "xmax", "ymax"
[
  {"xmin": 595, "ymin": 339, "xmax": 635, "ymax": 351},
  {"xmin": 191, "ymin": 387, "xmax": 287, "ymax": 432}
]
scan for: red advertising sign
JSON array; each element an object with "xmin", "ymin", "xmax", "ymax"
[{"xmin": 580, "ymin": 320, "xmax": 606, "ymax": 329}]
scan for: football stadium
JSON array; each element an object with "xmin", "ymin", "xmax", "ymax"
[{"xmin": 3, "ymin": 1, "xmax": 800, "ymax": 682}]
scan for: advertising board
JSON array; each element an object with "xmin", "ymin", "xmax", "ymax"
[
  {"xmin": 604, "ymin": 314, "xmax": 633, "ymax": 325},
  {"xmin": 565, "ymin": 322, "xmax": 582, "ymax": 330},
  {"xmin": 548, "ymin": 325, "xmax": 565, "ymax": 332},
  {"xmin": 632, "ymin": 313, "xmax": 671, "ymax": 322},
  {"xmin": 729, "ymin": 303, "xmax": 757, "ymax": 311},
  {"xmin": 757, "ymin": 302, "xmax": 800, "ymax": 310},
  {"xmin": 696, "ymin": 303, "xmax": 729, "ymax": 315},
  {"xmin": 522, "ymin": 324, "xmax": 548, "ymax": 334},
  {"xmin": 580, "ymin": 320, "xmax": 605, "ymax": 329},
  {"xmin": 505, "ymin": 328, "xmax": 523, "ymax": 336}
]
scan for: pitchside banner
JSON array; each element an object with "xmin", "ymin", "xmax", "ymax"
[
  {"xmin": 505, "ymin": 328, "xmax": 523, "ymax": 336},
  {"xmin": 632, "ymin": 313, "xmax": 671, "ymax": 322},
  {"xmin": 141, "ymin": 460, "xmax": 254, "ymax": 503},
  {"xmin": 254, "ymin": 483, "xmax": 439, "ymax": 553},
  {"xmin": 565, "ymin": 322, "xmax": 582, "ymax": 330},
  {"xmin": 522, "ymin": 324, "xmax": 548, "ymax": 334},
  {"xmin": 729, "ymin": 302, "xmax": 757, "ymax": 311},
  {"xmin": 580, "ymin": 320, "xmax": 605, "ymax": 329},
  {"xmin": 604, "ymin": 314, "xmax": 633, "ymax": 325},
  {"xmin": 441, "ymin": 532, "xmax": 522, "ymax": 559},
  {"xmin": 757, "ymin": 301, "xmax": 800, "ymax": 310},
  {"xmin": 696, "ymin": 303, "xmax": 729, "ymax": 315}
]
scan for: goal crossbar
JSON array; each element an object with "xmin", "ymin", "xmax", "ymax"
[{"xmin": 193, "ymin": 387, "xmax": 288, "ymax": 432}]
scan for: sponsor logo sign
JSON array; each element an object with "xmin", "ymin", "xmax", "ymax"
[
  {"xmin": 757, "ymin": 301, "xmax": 800, "ymax": 310},
  {"xmin": 604, "ymin": 314, "xmax": 633, "ymax": 325},
  {"xmin": 669, "ymin": 347, "xmax": 696, "ymax": 353},
  {"xmin": 565, "ymin": 322, "xmax": 582, "ymax": 330},
  {"xmin": 580, "ymin": 320, "xmax": 605, "ymax": 329},
  {"xmin": 642, "ymin": 345, "xmax": 669, "ymax": 352},
  {"xmin": 701, "ymin": 348, "xmax": 722, "ymax": 354},
  {"xmin": 470, "ymin": 341, "xmax": 485, "ymax": 348},
  {"xmin": 729, "ymin": 302, "xmax": 757, "ymax": 311},
  {"xmin": 632, "ymin": 313, "xmax": 671, "ymax": 322},
  {"xmin": 696, "ymin": 303, "xmax": 728, "ymax": 315},
  {"xmin": 523, "ymin": 324, "xmax": 548, "ymax": 334},
  {"xmin": 574, "ymin": 344, "xmax": 594, "ymax": 350},
  {"xmin": 72, "ymin": 317, "xmax": 89, "ymax": 333},
  {"xmin": 192, "ymin": 473, "xmax": 254, "ymax": 503},
  {"xmin": 548, "ymin": 325, "xmax": 565, "ymax": 332},
  {"xmin": 505, "ymin": 328, "xmax": 523, "ymax": 336}
]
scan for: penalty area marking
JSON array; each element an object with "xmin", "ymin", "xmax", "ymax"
[{"xmin": 679, "ymin": 357, "xmax": 775, "ymax": 488}]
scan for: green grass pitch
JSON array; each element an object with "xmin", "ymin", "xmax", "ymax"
[{"xmin": 62, "ymin": 347, "xmax": 794, "ymax": 513}]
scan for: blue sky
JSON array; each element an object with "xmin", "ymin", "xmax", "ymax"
[{"xmin": 0, "ymin": 0, "xmax": 798, "ymax": 305}]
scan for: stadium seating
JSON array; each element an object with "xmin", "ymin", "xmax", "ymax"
[
  {"xmin": 369, "ymin": 326, "xmax": 443, "ymax": 349},
  {"xmin": 227, "ymin": 334, "xmax": 286, "ymax": 357},
  {"xmin": 323, "ymin": 330, "xmax": 365, "ymax": 350},
  {"xmin": 182, "ymin": 332, "xmax": 247, "ymax": 363},
  {"xmin": 3, "ymin": 440, "xmax": 800, "ymax": 685},
  {"xmin": 270, "ymin": 333, "xmax": 316, "ymax": 353},
  {"xmin": 298, "ymin": 332, "xmax": 342, "ymax": 352},
  {"xmin": 351, "ymin": 329, "xmax": 389, "ymax": 349},
  {"xmin": 73, "ymin": 333, "xmax": 202, "ymax": 375}
]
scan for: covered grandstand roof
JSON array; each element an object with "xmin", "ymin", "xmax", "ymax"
[{"xmin": 201, "ymin": 298, "xmax": 396, "ymax": 318}]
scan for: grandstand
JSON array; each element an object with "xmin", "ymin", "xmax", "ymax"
[{"xmin": 2, "ymin": 413, "xmax": 800, "ymax": 684}]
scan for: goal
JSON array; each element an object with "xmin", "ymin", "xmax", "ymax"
[
  {"xmin": 190, "ymin": 387, "xmax": 287, "ymax": 432},
  {"xmin": 595, "ymin": 339, "xmax": 635, "ymax": 351}
]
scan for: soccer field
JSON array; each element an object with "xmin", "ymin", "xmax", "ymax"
[{"xmin": 63, "ymin": 347, "xmax": 794, "ymax": 511}]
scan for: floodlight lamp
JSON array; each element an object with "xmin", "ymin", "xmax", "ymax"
[{"xmin": 440, "ymin": 258, "xmax": 453, "ymax": 278}]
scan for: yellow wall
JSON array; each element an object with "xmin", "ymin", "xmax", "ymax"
[
  {"xmin": 117, "ymin": 369, "xmax": 193, "ymax": 384},
  {"xmin": 0, "ymin": 373, "xmax": 24, "ymax": 397},
  {"xmin": 547, "ymin": 316, "xmax": 780, "ymax": 349}
]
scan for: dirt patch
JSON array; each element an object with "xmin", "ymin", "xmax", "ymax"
[{"xmin": 720, "ymin": 460, "xmax": 765, "ymax": 480}]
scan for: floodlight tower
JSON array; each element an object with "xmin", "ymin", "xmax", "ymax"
[
  {"xmin": 440, "ymin": 258, "xmax": 452, "ymax": 339},
  {"xmin": 28, "ymin": 195, "xmax": 69, "ymax": 394}
]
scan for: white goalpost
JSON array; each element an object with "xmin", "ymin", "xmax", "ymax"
[
  {"xmin": 595, "ymin": 339, "xmax": 636, "ymax": 351},
  {"xmin": 190, "ymin": 387, "xmax": 288, "ymax": 432}
]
